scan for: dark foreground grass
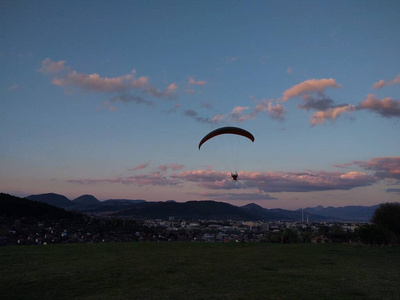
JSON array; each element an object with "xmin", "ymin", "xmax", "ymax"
[{"xmin": 1, "ymin": 242, "xmax": 399, "ymax": 299}]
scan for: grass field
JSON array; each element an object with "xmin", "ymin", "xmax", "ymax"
[{"xmin": 1, "ymin": 242, "xmax": 399, "ymax": 299}]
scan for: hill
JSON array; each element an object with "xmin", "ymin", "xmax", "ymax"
[
  {"xmin": 0, "ymin": 193, "xmax": 76, "ymax": 219},
  {"xmin": 241, "ymin": 203, "xmax": 330, "ymax": 221},
  {"xmin": 26, "ymin": 193, "xmax": 73, "ymax": 208},
  {"xmin": 73, "ymin": 194, "xmax": 101, "ymax": 205},
  {"xmin": 20, "ymin": 192, "xmax": 382, "ymax": 222},
  {"xmin": 304, "ymin": 205, "xmax": 380, "ymax": 222},
  {"xmin": 117, "ymin": 200, "xmax": 257, "ymax": 220}
]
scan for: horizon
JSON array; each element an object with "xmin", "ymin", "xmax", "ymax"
[
  {"xmin": 14, "ymin": 191, "xmax": 392, "ymax": 211},
  {"xmin": 1, "ymin": 1, "xmax": 399, "ymax": 210}
]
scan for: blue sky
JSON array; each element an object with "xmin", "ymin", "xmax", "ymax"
[{"xmin": 1, "ymin": 0, "xmax": 399, "ymax": 209}]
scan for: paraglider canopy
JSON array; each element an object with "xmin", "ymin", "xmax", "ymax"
[{"xmin": 198, "ymin": 126, "xmax": 255, "ymax": 150}]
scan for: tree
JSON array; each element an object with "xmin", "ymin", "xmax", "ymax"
[
  {"xmin": 372, "ymin": 203, "xmax": 400, "ymax": 236},
  {"xmin": 358, "ymin": 203, "xmax": 400, "ymax": 245},
  {"xmin": 357, "ymin": 224, "xmax": 392, "ymax": 245}
]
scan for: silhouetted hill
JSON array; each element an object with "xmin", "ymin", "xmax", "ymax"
[
  {"xmin": 241, "ymin": 203, "xmax": 330, "ymax": 221},
  {"xmin": 26, "ymin": 193, "xmax": 73, "ymax": 208},
  {"xmin": 103, "ymin": 199, "xmax": 147, "ymax": 205},
  {"xmin": 117, "ymin": 200, "xmax": 257, "ymax": 220},
  {"xmin": 18, "ymin": 192, "xmax": 383, "ymax": 221},
  {"xmin": 0, "ymin": 193, "xmax": 76, "ymax": 219},
  {"xmin": 304, "ymin": 205, "xmax": 381, "ymax": 222},
  {"xmin": 73, "ymin": 194, "xmax": 100, "ymax": 205}
]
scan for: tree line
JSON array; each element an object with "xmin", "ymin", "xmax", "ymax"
[{"xmin": 357, "ymin": 203, "xmax": 400, "ymax": 245}]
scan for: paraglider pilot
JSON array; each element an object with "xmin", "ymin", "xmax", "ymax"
[{"xmin": 231, "ymin": 172, "xmax": 239, "ymax": 182}]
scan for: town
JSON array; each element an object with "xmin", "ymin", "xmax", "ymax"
[{"xmin": 0, "ymin": 214, "xmax": 362, "ymax": 246}]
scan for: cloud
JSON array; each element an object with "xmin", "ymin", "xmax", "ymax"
[
  {"xmin": 298, "ymin": 96, "xmax": 335, "ymax": 111},
  {"xmin": 110, "ymin": 94, "xmax": 154, "ymax": 106},
  {"xmin": 171, "ymin": 169, "xmax": 377, "ymax": 193},
  {"xmin": 357, "ymin": 94, "xmax": 400, "ymax": 118},
  {"xmin": 188, "ymin": 77, "xmax": 207, "ymax": 86},
  {"xmin": 102, "ymin": 101, "xmax": 117, "ymax": 111},
  {"xmin": 183, "ymin": 109, "xmax": 214, "ymax": 124},
  {"xmin": 157, "ymin": 163, "xmax": 185, "ymax": 172},
  {"xmin": 334, "ymin": 156, "xmax": 400, "ymax": 182},
  {"xmin": 372, "ymin": 74, "xmax": 400, "ymax": 89},
  {"xmin": 253, "ymin": 100, "xmax": 286, "ymax": 121},
  {"xmin": 164, "ymin": 103, "xmax": 181, "ymax": 114},
  {"xmin": 171, "ymin": 169, "xmax": 228, "ymax": 183},
  {"xmin": 241, "ymin": 170, "xmax": 377, "ymax": 193},
  {"xmin": 185, "ymin": 98, "xmax": 285, "ymax": 125},
  {"xmin": 68, "ymin": 171, "xmax": 180, "ymax": 187},
  {"xmin": 129, "ymin": 161, "xmax": 151, "ymax": 171},
  {"xmin": 310, "ymin": 104, "xmax": 356, "ymax": 125},
  {"xmin": 356, "ymin": 156, "xmax": 400, "ymax": 181},
  {"xmin": 282, "ymin": 78, "xmax": 341, "ymax": 102},
  {"xmin": 201, "ymin": 102, "xmax": 213, "ymax": 110},
  {"xmin": 40, "ymin": 58, "xmax": 177, "ymax": 98},
  {"xmin": 386, "ymin": 188, "xmax": 400, "ymax": 194},
  {"xmin": 212, "ymin": 106, "xmax": 252, "ymax": 123},
  {"xmin": 195, "ymin": 192, "xmax": 277, "ymax": 201},
  {"xmin": 295, "ymin": 94, "xmax": 355, "ymax": 125},
  {"xmin": 40, "ymin": 58, "xmax": 69, "ymax": 73}
]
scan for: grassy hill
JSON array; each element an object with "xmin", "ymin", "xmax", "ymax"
[{"xmin": 0, "ymin": 243, "xmax": 399, "ymax": 299}]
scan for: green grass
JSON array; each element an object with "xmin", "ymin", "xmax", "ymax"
[{"xmin": 1, "ymin": 243, "xmax": 399, "ymax": 299}]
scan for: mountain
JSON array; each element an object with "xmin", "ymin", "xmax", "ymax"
[
  {"xmin": 117, "ymin": 200, "xmax": 257, "ymax": 220},
  {"xmin": 73, "ymin": 194, "xmax": 101, "ymax": 205},
  {"xmin": 241, "ymin": 203, "xmax": 330, "ymax": 221},
  {"xmin": 20, "ymin": 192, "xmax": 383, "ymax": 222},
  {"xmin": 0, "ymin": 193, "xmax": 76, "ymax": 219},
  {"xmin": 26, "ymin": 193, "xmax": 73, "ymax": 208},
  {"xmin": 103, "ymin": 199, "xmax": 146, "ymax": 204},
  {"xmin": 304, "ymin": 205, "xmax": 381, "ymax": 222}
]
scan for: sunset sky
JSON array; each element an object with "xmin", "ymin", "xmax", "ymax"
[{"xmin": 1, "ymin": 1, "xmax": 399, "ymax": 209}]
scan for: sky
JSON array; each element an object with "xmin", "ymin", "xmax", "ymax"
[{"xmin": 1, "ymin": 0, "xmax": 399, "ymax": 209}]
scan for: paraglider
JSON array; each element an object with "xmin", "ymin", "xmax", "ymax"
[
  {"xmin": 198, "ymin": 126, "xmax": 255, "ymax": 150},
  {"xmin": 231, "ymin": 172, "xmax": 239, "ymax": 182},
  {"xmin": 198, "ymin": 126, "xmax": 255, "ymax": 181}
]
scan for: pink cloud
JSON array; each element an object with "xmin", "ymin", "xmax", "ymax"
[
  {"xmin": 40, "ymin": 58, "xmax": 69, "ymax": 73},
  {"xmin": 282, "ymin": 78, "xmax": 341, "ymax": 102},
  {"xmin": 188, "ymin": 77, "xmax": 207, "ymax": 86},
  {"xmin": 171, "ymin": 169, "xmax": 228, "ymax": 182},
  {"xmin": 68, "ymin": 171, "xmax": 180, "ymax": 187},
  {"xmin": 52, "ymin": 70, "xmax": 134, "ymax": 93},
  {"xmin": 254, "ymin": 100, "xmax": 286, "ymax": 120},
  {"xmin": 339, "ymin": 157, "xmax": 400, "ymax": 182},
  {"xmin": 310, "ymin": 104, "xmax": 356, "ymax": 125},
  {"xmin": 129, "ymin": 161, "xmax": 151, "ymax": 171},
  {"xmin": 372, "ymin": 74, "xmax": 400, "ymax": 89},
  {"xmin": 358, "ymin": 94, "xmax": 400, "ymax": 118},
  {"xmin": 41, "ymin": 58, "xmax": 177, "ymax": 98},
  {"xmin": 240, "ymin": 170, "xmax": 377, "ymax": 193},
  {"xmin": 102, "ymin": 101, "xmax": 117, "ymax": 111},
  {"xmin": 212, "ymin": 106, "xmax": 251, "ymax": 123},
  {"xmin": 171, "ymin": 169, "xmax": 377, "ymax": 193},
  {"xmin": 158, "ymin": 163, "xmax": 185, "ymax": 172},
  {"xmin": 193, "ymin": 192, "xmax": 277, "ymax": 201},
  {"xmin": 166, "ymin": 83, "xmax": 178, "ymax": 94}
]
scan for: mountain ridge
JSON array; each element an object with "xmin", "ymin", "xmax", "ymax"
[{"xmin": 20, "ymin": 192, "xmax": 388, "ymax": 222}]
